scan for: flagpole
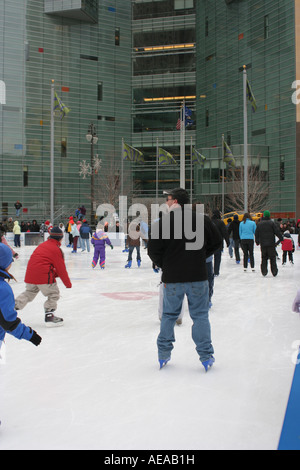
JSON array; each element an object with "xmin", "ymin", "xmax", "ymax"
[
  {"xmin": 121, "ymin": 138, "xmax": 124, "ymax": 196},
  {"xmin": 156, "ymin": 138, "xmax": 159, "ymax": 204},
  {"xmin": 222, "ymin": 134, "xmax": 225, "ymax": 215},
  {"xmin": 190, "ymin": 137, "xmax": 193, "ymax": 201},
  {"xmin": 50, "ymin": 79, "xmax": 55, "ymax": 225},
  {"xmin": 243, "ymin": 65, "xmax": 248, "ymax": 212},
  {"xmin": 180, "ymin": 101, "xmax": 185, "ymax": 188}
]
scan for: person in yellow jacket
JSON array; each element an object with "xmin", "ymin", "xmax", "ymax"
[{"xmin": 13, "ymin": 220, "xmax": 21, "ymax": 247}]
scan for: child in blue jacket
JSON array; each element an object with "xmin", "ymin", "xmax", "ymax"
[{"xmin": 0, "ymin": 244, "xmax": 41, "ymax": 349}]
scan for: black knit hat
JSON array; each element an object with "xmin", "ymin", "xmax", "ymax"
[{"xmin": 49, "ymin": 226, "xmax": 63, "ymax": 239}]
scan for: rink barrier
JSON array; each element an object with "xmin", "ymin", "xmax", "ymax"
[{"xmin": 4, "ymin": 231, "xmax": 126, "ymax": 247}]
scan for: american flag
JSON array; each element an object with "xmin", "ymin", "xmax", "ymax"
[{"xmin": 176, "ymin": 118, "xmax": 181, "ymax": 130}]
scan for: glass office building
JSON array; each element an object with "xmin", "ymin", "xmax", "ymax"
[
  {"xmin": 0, "ymin": 0, "xmax": 132, "ymax": 222},
  {"xmin": 0, "ymin": 0, "xmax": 299, "ymax": 221},
  {"xmin": 195, "ymin": 0, "xmax": 297, "ymax": 217}
]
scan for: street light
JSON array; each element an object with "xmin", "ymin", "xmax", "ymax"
[{"xmin": 86, "ymin": 123, "xmax": 98, "ymax": 225}]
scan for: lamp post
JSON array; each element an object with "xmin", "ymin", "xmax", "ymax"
[{"xmin": 86, "ymin": 123, "xmax": 98, "ymax": 224}]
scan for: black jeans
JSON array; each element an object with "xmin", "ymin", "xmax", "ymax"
[
  {"xmin": 233, "ymin": 239, "xmax": 240, "ymax": 262},
  {"xmin": 261, "ymin": 246, "xmax": 278, "ymax": 276},
  {"xmin": 213, "ymin": 249, "xmax": 222, "ymax": 276},
  {"xmin": 241, "ymin": 239, "xmax": 254, "ymax": 268}
]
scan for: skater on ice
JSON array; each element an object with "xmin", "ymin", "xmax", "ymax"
[
  {"xmin": 255, "ymin": 210, "xmax": 283, "ymax": 277},
  {"xmin": 239, "ymin": 213, "xmax": 256, "ymax": 272},
  {"xmin": 125, "ymin": 222, "xmax": 142, "ymax": 268},
  {"xmin": 148, "ymin": 188, "xmax": 222, "ymax": 371},
  {"xmin": 281, "ymin": 230, "xmax": 295, "ymax": 265},
  {"xmin": 91, "ymin": 223, "xmax": 113, "ymax": 269},
  {"xmin": 210, "ymin": 209, "xmax": 229, "ymax": 276},
  {"xmin": 14, "ymin": 226, "xmax": 72, "ymax": 326},
  {"xmin": 0, "ymin": 244, "xmax": 42, "ymax": 347}
]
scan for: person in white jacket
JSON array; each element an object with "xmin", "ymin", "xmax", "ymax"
[
  {"xmin": 70, "ymin": 220, "xmax": 80, "ymax": 253},
  {"xmin": 13, "ymin": 220, "xmax": 21, "ymax": 248}
]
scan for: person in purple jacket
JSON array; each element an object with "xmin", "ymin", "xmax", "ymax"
[
  {"xmin": 0, "ymin": 244, "xmax": 42, "ymax": 348},
  {"xmin": 91, "ymin": 224, "xmax": 113, "ymax": 269}
]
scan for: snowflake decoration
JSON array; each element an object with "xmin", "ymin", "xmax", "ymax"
[
  {"xmin": 79, "ymin": 160, "xmax": 92, "ymax": 179},
  {"xmin": 92, "ymin": 155, "xmax": 102, "ymax": 174}
]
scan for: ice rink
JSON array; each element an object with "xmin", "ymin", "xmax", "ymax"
[{"xmin": 0, "ymin": 238, "xmax": 299, "ymax": 450}]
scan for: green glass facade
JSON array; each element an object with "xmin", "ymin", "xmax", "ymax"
[
  {"xmin": 196, "ymin": 0, "xmax": 297, "ymax": 216},
  {"xmin": 0, "ymin": 0, "xmax": 131, "ymax": 221},
  {"xmin": 0, "ymin": 0, "xmax": 299, "ymax": 221},
  {"xmin": 131, "ymin": 0, "xmax": 196, "ymax": 201}
]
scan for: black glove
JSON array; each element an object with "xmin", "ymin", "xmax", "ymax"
[
  {"xmin": 110, "ymin": 245, "xmax": 114, "ymax": 249},
  {"xmin": 30, "ymin": 330, "xmax": 42, "ymax": 346}
]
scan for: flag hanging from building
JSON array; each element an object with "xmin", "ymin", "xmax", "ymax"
[
  {"xmin": 223, "ymin": 141, "xmax": 236, "ymax": 168},
  {"xmin": 158, "ymin": 148, "xmax": 177, "ymax": 165},
  {"xmin": 176, "ymin": 105, "xmax": 194, "ymax": 130},
  {"xmin": 192, "ymin": 147, "xmax": 206, "ymax": 168},
  {"xmin": 123, "ymin": 142, "xmax": 144, "ymax": 163},
  {"xmin": 53, "ymin": 92, "xmax": 70, "ymax": 120},
  {"xmin": 246, "ymin": 79, "xmax": 257, "ymax": 112}
]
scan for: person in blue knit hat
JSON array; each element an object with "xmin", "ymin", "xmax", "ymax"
[{"xmin": 0, "ymin": 244, "xmax": 41, "ymax": 348}]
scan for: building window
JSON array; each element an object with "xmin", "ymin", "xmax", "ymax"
[
  {"xmin": 2, "ymin": 202, "xmax": 8, "ymax": 216},
  {"xmin": 280, "ymin": 156, "xmax": 285, "ymax": 181},
  {"xmin": 115, "ymin": 28, "xmax": 120, "ymax": 46},
  {"xmin": 205, "ymin": 109, "xmax": 209, "ymax": 127},
  {"xmin": 264, "ymin": 15, "xmax": 269, "ymax": 39},
  {"xmin": 23, "ymin": 166, "xmax": 28, "ymax": 187},
  {"xmin": 61, "ymin": 138, "xmax": 67, "ymax": 158},
  {"xmin": 174, "ymin": 0, "xmax": 194, "ymax": 9},
  {"xmin": 205, "ymin": 16, "xmax": 209, "ymax": 37},
  {"xmin": 98, "ymin": 81, "xmax": 103, "ymax": 101}
]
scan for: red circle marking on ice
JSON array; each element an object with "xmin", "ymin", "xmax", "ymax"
[{"xmin": 101, "ymin": 292, "xmax": 158, "ymax": 301}]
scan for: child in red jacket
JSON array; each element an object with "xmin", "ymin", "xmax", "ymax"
[
  {"xmin": 15, "ymin": 227, "xmax": 72, "ymax": 326},
  {"xmin": 281, "ymin": 230, "xmax": 295, "ymax": 265}
]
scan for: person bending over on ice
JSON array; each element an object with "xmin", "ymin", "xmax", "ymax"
[
  {"xmin": 0, "ymin": 244, "xmax": 42, "ymax": 349},
  {"xmin": 15, "ymin": 227, "xmax": 72, "ymax": 326}
]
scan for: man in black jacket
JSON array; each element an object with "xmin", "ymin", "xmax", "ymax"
[
  {"xmin": 211, "ymin": 210, "xmax": 230, "ymax": 276},
  {"xmin": 228, "ymin": 215, "xmax": 241, "ymax": 263},
  {"xmin": 148, "ymin": 188, "xmax": 222, "ymax": 372},
  {"xmin": 255, "ymin": 210, "xmax": 283, "ymax": 276}
]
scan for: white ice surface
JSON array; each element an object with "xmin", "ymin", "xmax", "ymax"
[{"xmin": 0, "ymin": 241, "xmax": 299, "ymax": 450}]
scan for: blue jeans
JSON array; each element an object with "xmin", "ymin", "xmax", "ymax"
[
  {"xmin": 128, "ymin": 245, "xmax": 141, "ymax": 261},
  {"xmin": 157, "ymin": 281, "xmax": 214, "ymax": 363},
  {"xmin": 81, "ymin": 238, "xmax": 90, "ymax": 252}
]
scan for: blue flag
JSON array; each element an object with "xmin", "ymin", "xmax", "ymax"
[{"xmin": 176, "ymin": 106, "xmax": 194, "ymax": 129}]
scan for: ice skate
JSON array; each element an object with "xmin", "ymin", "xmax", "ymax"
[
  {"xmin": 125, "ymin": 260, "xmax": 132, "ymax": 268},
  {"xmin": 159, "ymin": 358, "xmax": 170, "ymax": 369},
  {"xmin": 45, "ymin": 311, "xmax": 63, "ymax": 327},
  {"xmin": 137, "ymin": 259, "xmax": 141, "ymax": 267},
  {"xmin": 202, "ymin": 356, "xmax": 215, "ymax": 372}
]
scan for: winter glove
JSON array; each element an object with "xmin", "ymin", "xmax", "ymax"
[
  {"xmin": 110, "ymin": 245, "xmax": 114, "ymax": 249},
  {"xmin": 292, "ymin": 289, "xmax": 300, "ymax": 313},
  {"xmin": 29, "ymin": 330, "xmax": 42, "ymax": 346}
]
